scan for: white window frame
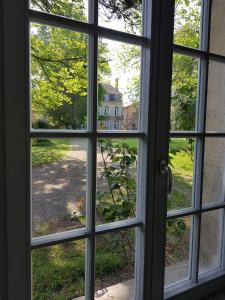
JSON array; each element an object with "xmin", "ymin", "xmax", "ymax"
[{"xmin": 2, "ymin": 0, "xmax": 225, "ymax": 300}]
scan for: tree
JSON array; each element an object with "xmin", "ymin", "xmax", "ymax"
[
  {"xmin": 31, "ymin": 1, "xmax": 110, "ymax": 129},
  {"xmin": 171, "ymin": 0, "xmax": 201, "ymax": 131}
]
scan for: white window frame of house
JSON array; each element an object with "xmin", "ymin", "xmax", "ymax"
[{"xmin": 2, "ymin": 0, "xmax": 225, "ymax": 300}]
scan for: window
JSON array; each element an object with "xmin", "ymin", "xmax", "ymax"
[
  {"xmin": 2, "ymin": 0, "xmax": 225, "ymax": 300},
  {"xmin": 113, "ymin": 120, "xmax": 120, "ymax": 129},
  {"xmin": 114, "ymin": 106, "xmax": 120, "ymax": 116},
  {"xmin": 104, "ymin": 106, "xmax": 109, "ymax": 115}
]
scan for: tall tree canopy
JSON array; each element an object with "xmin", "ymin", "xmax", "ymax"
[{"xmin": 31, "ymin": 0, "xmax": 109, "ymax": 129}]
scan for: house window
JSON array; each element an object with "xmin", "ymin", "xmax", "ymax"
[
  {"xmin": 3, "ymin": 0, "xmax": 225, "ymax": 299},
  {"xmin": 115, "ymin": 106, "xmax": 120, "ymax": 116},
  {"xmin": 104, "ymin": 106, "xmax": 109, "ymax": 115},
  {"xmin": 113, "ymin": 120, "xmax": 120, "ymax": 129}
]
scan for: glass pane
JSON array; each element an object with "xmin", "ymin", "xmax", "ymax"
[
  {"xmin": 32, "ymin": 138, "xmax": 87, "ymax": 237},
  {"xmin": 174, "ymin": 0, "xmax": 201, "ymax": 49},
  {"xmin": 165, "ymin": 216, "xmax": 191, "ymax": 286},
  {"xmin": 98, "ymin": 0, "xmax": 142, "ymax": 35},
  {"xmin": 31, "ymin": 24, "xmax": 88, "ymax": 130},
  {"xmin": 30, "ymin": 0, "xmax": 88, "ymax": 22},
  {"xmin": 95, "ymin": 228, "xmax": 135, "ymax": 299},
  {"xmin": 96, "ymin": 139, "xmax": 138, "ymax": 224},
  {"xmin": 98, "ymin": 39, "xmax": 141, "ymax": 131},
  {"xmin": 206, "ymin": 60, "xmax": 225, "ymax": 132},
  {"xmin": 32, "ymin": 240, "xmax": 85, "ymax": 300},
  {"xmin": 168, "ymin": 139, "xmax": 195, "ymax": 211},
  {"xmin": 199, "ymin": 210, "xmax": 223, "ymax": 273},
  {"xmin": 202, "ymin": 138, "xmax": 225, "ymax": 205},
  {"xmin": 210, "ymin": 0, "xmax": 225, "ymax": 56},
  {"xmin": 171, "ymin": 54, "xmax": 199, "ymax": 131}
]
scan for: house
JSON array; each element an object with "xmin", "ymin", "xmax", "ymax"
[
  {"xmin": 99, "ymin": 83, "xmax": 123, "ymax": 130},
  {"xmin": 123, "ymin": 103, "xmax": 138, "ymax": 130}
]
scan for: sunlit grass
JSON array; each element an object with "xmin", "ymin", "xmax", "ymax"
[{"xmin": 32, "ymin": 139, "xmax": 71, "ymax": 167}]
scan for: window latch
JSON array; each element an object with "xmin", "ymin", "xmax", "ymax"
[{"xmin": 159, "ymin": 160, "xmax": 172, "ymax": 194}]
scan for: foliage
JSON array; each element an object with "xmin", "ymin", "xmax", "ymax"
[
  {"xmin": 31, "ymin": 1, "xmax": 109, "ymax": 129},
  {"xmin": 31, "ymin": 0, "xmax": 87, "ymax": 21},
  {"xmin": 97, "ymin": 139, "xmax": 137, "ymax": 223},
  {"xmin": 171, "ymin": 0, "xmax": 201, "ymax": 131}
]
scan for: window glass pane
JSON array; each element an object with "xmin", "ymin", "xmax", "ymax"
[
  {"xmin": 98, "ymin": 38, "xmax": 141, "ymax": 131},
  {"xmin": 32, "ymin": 240, "xmax": 85, "ymax": 300},
  {"xmin": 31, "ymin": 24, "xmax": 88, "ymax": 130},
  {"xmin": 171, "ymin": 54, "xmax": 199, "ymax": 131},
  {"xmin": 96, "ymin": 139, "xmax": 138, "ymax": 224},
  {"xmin": 32, "ymin": 138, "xmax": 87, "ymax": 237},
  {"xmin": 168, "ymin": 139, "xmax": 195, "ymax": 211},
  {"xmin": 202, "ymin": 138, "xmax": 225, "ymax": 205},
  {"xmin": 210, "ymin": 0, "xmax": 225, "ymax": 56},
  {"xmin": 199, "ymin": 210, "xmax": 223, "ymax": 273},
  {"xmin": 206, "ymin": 60, "xmax": 225, "ymax": 132},
  {"xmin": 95, "ymin": 228, "xmax": 135, "ymax": 299},
  {"xmin": 98, "ymin": 0, "xmax": 142, "ymax": 35},
  {"xmin": 174, "ymin": 0, "xmax": 201, "ymax": 49},
  {"xmin": 165, "ymin": 216, "xmax": 192, "ymax": 286},
  {"xmin": 30, "ymin": 0, "xmax": 88, "ymax": 22}
]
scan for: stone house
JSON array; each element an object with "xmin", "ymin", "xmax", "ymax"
[
  {"xmin": 123, "ymin": 103, "xmax": 138, "ymax": 130},
  {"xmin": 99, "ymin": 83, "xmax": 123, "ymax": 130}
]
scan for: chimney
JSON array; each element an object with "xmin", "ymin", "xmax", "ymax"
[{"xmin": 115, "ymin": 78, "xmax": 119, "ymax": 90}]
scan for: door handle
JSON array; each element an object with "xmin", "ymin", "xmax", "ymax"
[{"xmin": 159, "ymin": 160, "xmax": 172, "ymax": 193}]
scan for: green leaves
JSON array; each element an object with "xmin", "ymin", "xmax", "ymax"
[{"xmin": 97, "ymin": 139, "xmax": 137, "ymax": 223}]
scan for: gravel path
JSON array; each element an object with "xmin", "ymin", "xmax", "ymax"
[{"xmin": 32, "ymin": 140, "xmax": 104, "ymax": 234}]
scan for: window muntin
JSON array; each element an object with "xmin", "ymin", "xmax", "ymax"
[
  {"xmin": 165, "ymin": 0, "xmax": 225, "ymax": 295},
  {"xmin": 23, "ymin": 0, "xmax": 225, "ymax": 298},
  {"xmin": 30, "ymin": 1, "xmax": 146, "ymax": 299}
]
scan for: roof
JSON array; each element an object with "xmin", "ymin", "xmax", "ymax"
[{"xmin": 102, "ymin": 83, "xmax": 121, "ymax": 95}]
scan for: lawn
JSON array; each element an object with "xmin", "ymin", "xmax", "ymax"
[
  {"xmin": 32, "ymin": 137, "xmax": 193, "ymax": 298},
  {"xmin": 32, "ymin": 139, "xmax": 71, "ymax": 167},
  {"xmin": 33, "ymin": 230, "xmax": 134, "ymax": 300},
  {"xmin": 168, "ymin": 138, "xmax": 194, "ymax": 210}
]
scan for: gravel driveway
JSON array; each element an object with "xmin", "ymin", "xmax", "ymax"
[{"xmin": 32, "ymin": 139, "xmax": 105, "ymax": 235}]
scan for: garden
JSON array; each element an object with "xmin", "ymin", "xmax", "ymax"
[
  {"xmin": 30, "ymin": 0, "xmax": 200, "ymax": 298},
  {"xmin": 32, "ymin": 137, "xmax": 194, "ymax": 299}
]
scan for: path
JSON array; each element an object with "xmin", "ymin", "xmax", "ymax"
[{"xmin": 32, "ymin": 139, "xmax": 105, "ymax": 234}]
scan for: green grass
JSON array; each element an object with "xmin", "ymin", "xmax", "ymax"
[
  {"xmin": 168, "ymin": 138, "xmax": 194, "ymax": 210},
  {"xmin": 32, "ymin": 139, "xmax": 71, "ymax": 167},
  {"xmin": 32, "ymin": 233, "xmax": 133, "ymax": 300}
]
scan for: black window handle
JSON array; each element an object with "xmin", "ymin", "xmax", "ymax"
[{"xmin": 159, "ymin": 160, "xmax": 173, "ymax": 194}]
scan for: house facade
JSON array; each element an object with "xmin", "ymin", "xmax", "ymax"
[
  {"xmin": 99, "ymin": 83, "xmax": 123, "ymax": 130},
  {"xmin": 123, "ymin": 103, "xmax": 138, "ymax": 130}
]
